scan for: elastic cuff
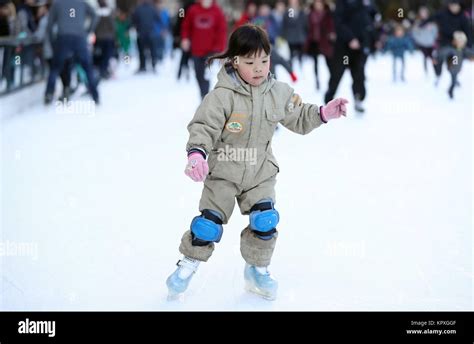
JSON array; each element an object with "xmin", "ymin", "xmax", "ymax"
[
  {"xmin": 187, "ymin": 148, "xmax": 207, "ymax": 159},
  {"xmin": 319, "ymin": 106, "xmax": 328, "ymax": 123}
]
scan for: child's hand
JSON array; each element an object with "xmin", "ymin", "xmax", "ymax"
[
  {"xmin": 321, "ymin": 98, "xmax": 349, "ymax": 122},
  {"xmin": 184, "ymin": 153, "xmax": 209, "ymax": 182}
]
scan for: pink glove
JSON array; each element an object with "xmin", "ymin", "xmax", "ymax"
[
  {"xmin": 321, "ymin": 98, "xmax": 349, "ymax": 122},
  {"xmin": 184, "ymin": 152, "xmax": 209, "ymax": 182}
]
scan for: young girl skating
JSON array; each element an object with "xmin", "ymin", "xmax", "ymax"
[{"xmin": 167, "ymin": 24, "xmax": 348, "ymax": 300}]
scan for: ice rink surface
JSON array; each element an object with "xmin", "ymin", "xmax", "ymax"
[{"xmin": 1, "ymin": 51, "xmax": 472, "ymax": 310}]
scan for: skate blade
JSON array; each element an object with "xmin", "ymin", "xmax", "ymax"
[
  {"xmin": 245, "ymin": 281, "xmax": 276, "ymax": 301},
  {"xmin": 167, "ymin": 291, "xmax": 184, "ymax": 302}
]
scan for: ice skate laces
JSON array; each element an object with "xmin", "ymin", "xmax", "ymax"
[
  {"xmin": 177, "ymin": 256, "xmax": 200, "ymax": 276},
  {"xmin": 255, "ymin": 266, "xmax": 270, "ymax": 275}
]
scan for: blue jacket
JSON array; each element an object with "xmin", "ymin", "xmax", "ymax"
[
  {"xmin": 154, "ymin": 9, "xmax": 170, "ymax": 36},
  {"xmin": 252, "ymin": 15, "xmax": 279, "ymax": 45},
  {"xmin": 132, "ymin": 2, "xmax": 161, "ymax": 37},
  {"xmin": 384, "ymin": 35, "xmax": 414, "ymax": 57},
  {"xmin": 47, "ymin": 0, "xmax": 98, "ymax": 39}
]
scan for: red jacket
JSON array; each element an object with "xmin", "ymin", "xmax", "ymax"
[
  {"xmin": 181, "ymin": 1, "xmax": 227, "ymax": 57},
  {"xmin": 306, "ymin": 9, "xmax": 335, "ymax": 58},
  {"xmin": 234, "ymin": 13, "xmax": 253, "ymax": 30}
]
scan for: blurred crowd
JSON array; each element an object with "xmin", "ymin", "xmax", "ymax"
[{"xmin": 0, "ymin": 0, "xmax": 472, "ymax": 107}]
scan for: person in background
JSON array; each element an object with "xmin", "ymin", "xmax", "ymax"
[
  {"xmin": 234, "ymin": 0, "xmax": 257, "ymax": 30},
  {"xmin": 281, "ymin": 0, "xmax": 307, "ymax": 70},
  {"xmin": 383, "ymin": 24, "xmax": 414, "ymax": 82},
  {"xmin": 154, "ymin": 0, "xmax": 170, "ymax": 63},
  {"xmin": 324, "ymin": 0, "xmax": 378, "ymax": 113},
  {"xmin": 95, "ymin": 0, "xmax": 116, "ymax": 79},
  {"xmin": 16, "ymin": 0, "xmax": 36, "ymax": 35},
  {"xmin": 271, "ymin": 0, "xmax": 285, "ymax": 33},
  {"xmin": 115, "ymin": 8, "xmax": 131, "ymax": 62},
  {"xmin": 0, "ymin": 0, "xmax": 17, "ymax": 37},
  {"xmin": 412, "ymin": 6, "xmax": 438, "ymax": 76},
  {"xmin": 305, "ymin": 0, "xmax": 335, "ymax": 90},
  {"xmin": 132, "ymin": 0, "xmax": 161, "ymax": 73},
  {"xmin": 44, "ymin": 0, "xmax": 99, "ymax": 104},
  {"xmin": 180, "ymin": 0, "xmax": 227, "ymax": 99},
  {"xmin": 253, "ymin": 2, "xmax": 297, "ymax": 82},
  {"xmin": 0, "ymin": 0, "xmax": 18, "ymax": 91},
  {"xmin": 173, "ymin": 0, "xmax": 194, "ymax": 81},
  {"xmin": 434, "ymin": 31, "xmax": 473, "ymax": 99},
  {"xmin": 421, "ymin": 0, "xmax": 472, "ymax": 85},
  {"xmin": 34, "ymin": 1, "xmax": 72, "ymax": 100}
]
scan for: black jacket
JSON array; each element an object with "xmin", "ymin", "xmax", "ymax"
[
  {"xmin": 131, "ymin": 2, "xmax": 160, "ymax": 37},
  {"xmin": 334, "ymin": 0, "xmax": 378, "ymax": 49},
  {"xmin": 424, "ymin": 8, "xmax": 472, "ymax": 47}
]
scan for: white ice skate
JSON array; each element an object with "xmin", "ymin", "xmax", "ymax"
[
  {"xmin": 166, "ymin": 256, "xmax": 200, "ymax": 300},
  {"xmin": 244, "ymin": 264, "xmax": 278, "ymax": 301}
]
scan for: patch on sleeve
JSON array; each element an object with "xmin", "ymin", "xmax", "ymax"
[{"xmin": 287, "ymin": 94, "xmax": 302, "ymax": 113}]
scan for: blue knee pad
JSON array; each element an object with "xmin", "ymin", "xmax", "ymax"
[
  {"xmin": 249, "ymin": 200, "xmax": 279, "ymax": 240},
  {"xmin": 191, "ymin": 209, "xmax": 223, "ymax": 243}
]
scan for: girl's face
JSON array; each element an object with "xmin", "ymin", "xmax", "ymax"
[{"xmin": 233, "ymin": 51, "xmax": 270, "ymax": 86}]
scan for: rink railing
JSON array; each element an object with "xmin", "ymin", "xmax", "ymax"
[{"xmin": 0, "ymin": 36, "xmax": 46, "ymax": 96}]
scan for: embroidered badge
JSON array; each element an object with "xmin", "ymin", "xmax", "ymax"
[{"xmin": 226, "ymin": 121, "xmax": 243, "ymax": 133}]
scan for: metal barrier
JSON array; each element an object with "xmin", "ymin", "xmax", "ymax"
[{"xmin": 0, "ymin": 36, "xmax": 46, "ymax": 96}]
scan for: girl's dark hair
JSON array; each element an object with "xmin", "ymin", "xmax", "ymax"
[{"xmin": 207, "ymin": 24, "xmax": 272, "ymax": 66}]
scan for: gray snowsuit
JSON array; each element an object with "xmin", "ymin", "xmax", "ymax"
[{"xmin": 179, "ymin": 63, "xmax": 326, "ymax": 266}]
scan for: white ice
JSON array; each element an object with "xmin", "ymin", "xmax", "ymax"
[{"xmin": 1, "ymin": 50, "xmax": 472, "ymax": 310}]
